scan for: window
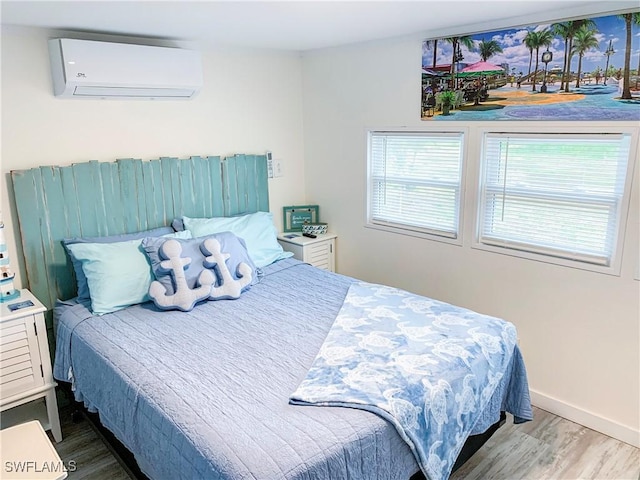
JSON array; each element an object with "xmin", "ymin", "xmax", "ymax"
[
  {"xmin": 367, "ymin": 131, "xmax": 464, "ymax": 240},
  {"xmin": 477, "ymin": 132, "xmax": 633, "ymax": 268}
]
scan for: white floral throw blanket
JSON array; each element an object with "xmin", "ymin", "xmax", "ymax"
[{"xmin": 290, "ymin": 282, "xmax": 532, "ymax": 480}]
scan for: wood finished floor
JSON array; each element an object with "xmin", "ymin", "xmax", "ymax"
[{"xmin": 51, "ymin": 406, "xmax": 639, "ymax": 480}]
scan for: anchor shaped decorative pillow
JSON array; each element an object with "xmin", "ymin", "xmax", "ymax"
[
  {"xmin": 148, "ymin": 239, "xmax": 214, "ymax": 311},
  {"xmin": 145, "ymin": 233, "xmax": 255, "ymax": 311},
  {"xmin": 201, "ymin": 237, "xmax": 253, "ymax": 300}
]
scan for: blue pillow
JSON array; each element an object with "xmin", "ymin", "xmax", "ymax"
[
  {"xmin": 182, "ymin": 212, "xmax": 292, "ymax": 268},
  {"xmin": 65, "ymin": 231, "xmax": 191, "ymax": 315},
  {"xmin": 63, "ymin": 226, "xmax": 174, "ymax": 303},
  {"xmin": 171, "ymin": 218, "xmax": 185, "ymax": 232},
  {"xmin": 142, "ymin": 232, "xmax": 257, "ymax": 296}
]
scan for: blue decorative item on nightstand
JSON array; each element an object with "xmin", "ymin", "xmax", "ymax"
[{"xmin": 0, "ymin": 218, "xmax": 20, "ymax": 303}]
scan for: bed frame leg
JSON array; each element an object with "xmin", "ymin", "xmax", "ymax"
[{"xmin": 72, "ymin": 409, "xmax": 84, "ymax": 424}]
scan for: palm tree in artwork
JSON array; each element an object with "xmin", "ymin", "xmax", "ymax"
[
  {"xmin": 618, "ymin": 12, "xmax": 640, "ymax": 99},
  {"xmin": 424, "ymin": 39, "xmax": 438, "ymax": 69},
  {"xmin": 445, "ymin": 36, "xmax": 473, "ymax": 88},
  {"xmin": 424, "ymin": 39, "xmax": 439, "ymax": 92},
  {"xmin": 524, "ymin": 31, "xmax": 536, "ymax": 78},
  {"xmin": 572, "ymin": 25, "xmax": 600, "ymax": 88},
  {"xmin": 552, "ymin": 22, "xmax": 572, "ymax": 90},
  {"xmin": 478, "ymin": 39, "xmax": 503, "ymax": 61},
  {"xmin": 562, "ymin": 19, "xmax": 596, "ymax": 92},
  {"xmin": 529, "ymin": 29, "xmax": 554, "ymax": 91}
]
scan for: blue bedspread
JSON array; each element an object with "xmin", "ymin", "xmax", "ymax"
[
  {"xmin": 54, "ymin": 260, "xmax": 422, "ymax": 479},
  {"xmin": 290, "ymin": 282, "xmax": 532, "ymax": 480}
]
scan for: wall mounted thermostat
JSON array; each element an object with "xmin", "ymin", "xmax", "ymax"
[{"xmin": 266, "ymin": 151, "xmax": 274, "ymax": 178}]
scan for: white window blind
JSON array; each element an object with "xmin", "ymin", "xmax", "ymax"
[
  {"xmin": 368, "ymin": 131, "xmax": 464, "ymax": 238},
  {"xmin": 478, "ymin": 133, "xmax": 632, "ymax": 266}
]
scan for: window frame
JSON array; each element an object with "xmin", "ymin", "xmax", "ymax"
[
  {"xmin": 471, "ymin": 126, "xmax": 638, "ymax": 276},
  {"xmin": 365, "ymin": 127, "xmax": 468, "ymax": 246}
]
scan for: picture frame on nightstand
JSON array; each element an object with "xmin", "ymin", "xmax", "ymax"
[{"xmin": 282, "ymin": 205, "xmax": 319, "ymax": 232}]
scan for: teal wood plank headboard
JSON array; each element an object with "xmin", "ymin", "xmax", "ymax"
[{"xmin": 11, "ymin": 154, "xmax": 269, "ymax": 311}]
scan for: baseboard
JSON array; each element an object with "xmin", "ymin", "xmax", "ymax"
[{"xmin": 530, "ymin": 389, "xmax": 640, "ymax": 448}]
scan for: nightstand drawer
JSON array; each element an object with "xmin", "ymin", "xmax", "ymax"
[
  {"xmin": 1, "ymin": 319, "xmax": 32, "ymax": 339},
  {"xmin": 0, "ymin": 315, "xmax": 44, "ymax": 399},
  {"xmin": 2, "ymin": 371, "xmax": 42, "ymax": 399},
  {"xmin": 307, "ymin": 242, "xmax": 331, "ymax": 269},
  {"xmin": 308, "ymin": 242, "xmax": 329, "ymax": 258}
]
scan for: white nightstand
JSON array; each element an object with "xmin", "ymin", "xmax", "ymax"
[
  {"xmin": 0, "ymin": 290, "xmax": 62, "ymax": 442},
  {"xmin": 0, "ymin": 420, "xmax": 68, "ymax": 479},
  {"xmin": 278, "ymin": 233, "xmax": 337, "ymax": 272}
]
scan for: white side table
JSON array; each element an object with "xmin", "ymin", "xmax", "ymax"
[
  {"xmin": 0, "ymin": 420, "xmax": 68, "ymax": 479},
  {"xmin": 0, "ymin": 289, "xmax": 62, "ymax": 442},
  {"xmin": 278, "ymin": 233, "xmax": 337, "ymax": 272}
]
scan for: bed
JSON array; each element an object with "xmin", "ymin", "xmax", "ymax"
[{"xmin": 11, "ymin": 154, "xmax": 532, "ymax": 480}]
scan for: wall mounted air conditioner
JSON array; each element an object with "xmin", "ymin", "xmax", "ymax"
[{"xmin": 48, "ymin": 38, "xmax": 203, "ymax": 99}]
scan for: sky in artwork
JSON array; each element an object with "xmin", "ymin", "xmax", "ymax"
[{"xmin": 422, "ymin": 12, "xmax": 639, "ymax": 76}]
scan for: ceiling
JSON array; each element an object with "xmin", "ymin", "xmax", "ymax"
[{"xmin": 1, "ymin": 1, "xmax": 637, "ymax": 52}]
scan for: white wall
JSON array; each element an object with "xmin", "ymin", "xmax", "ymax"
[
  {"xmin": 301, "ymin": 29, "xmax": 640, "ymax": 445},
  {"xmin": 1, "ymin": 26, "xmax": 306, "ymax": 287}
]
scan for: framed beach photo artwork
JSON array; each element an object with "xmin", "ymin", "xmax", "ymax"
[{"xmin": 421, "ymin": 11, "xmax": 639, "ymax": 121}]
